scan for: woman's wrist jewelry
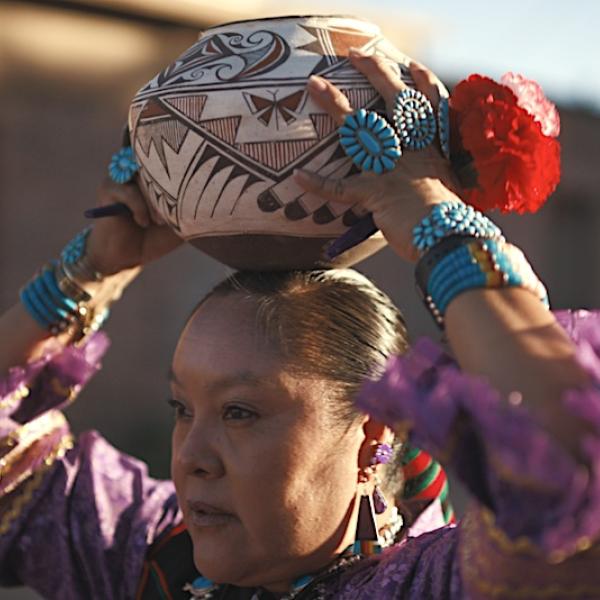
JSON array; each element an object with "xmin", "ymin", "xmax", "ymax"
[
  {"xmin": 20, "ymin": 228, "xmax": 117, "ymax": 339},
  {"xmin": 392, "ymin": 88, "xmax": 437, "ymax": 151},
  {"xmin": 40, "ymin": 267, "xmax": 78, "ymax": 312},
  {"xmin": 412, "ymin": 200, "xmax": 504, "ymax": 255},
  {"xmin": 60, "ymin": 227, "xmax": 103, "ymax": 284},
  {"xmin": 338, "ymin": 108, "xmax": 402, "ymax": 174},
  {"xmin": 416, "ymin": 237, "xmax": 549, "ymax": 328},
  {"xmin": 54, "ymin": 261, "xmax": 92, "ymax": 304},
  {"xmin": 20, "ymin": 264, "xmax": 80, "ymax": 335}
]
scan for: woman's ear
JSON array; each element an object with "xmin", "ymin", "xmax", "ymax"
[{"xmin": 357, "ymin": 417, "xmax": 395, "ymax": 475}]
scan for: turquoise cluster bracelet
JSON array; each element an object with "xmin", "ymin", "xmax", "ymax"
[
  {"xmin": 415, "ymin": 236, "xmax": 549, "ymax": 327},
  {"xmin": 412, "ymin": 200, "xmax": 503, "ymax": 255}
]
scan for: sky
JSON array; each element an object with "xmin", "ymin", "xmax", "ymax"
[
  {"xmin": 273, "ymin": 0, "xmax": 600, "ymax": 111},
  {"xmin": 395, "ymin": 0, "xmax": 600, "ymax": 111}
]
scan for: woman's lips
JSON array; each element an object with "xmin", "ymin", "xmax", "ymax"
[{"xmin": 187, "ymin": 500, "xmax": 235, "ymax": 528}]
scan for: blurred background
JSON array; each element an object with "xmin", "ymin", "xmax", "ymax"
[{"xmin": 1, "ymin": 1, "xmax": 599, "ymax": 597}]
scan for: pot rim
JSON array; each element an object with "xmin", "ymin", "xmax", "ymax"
[{"xmin": 202, "ymin": 14, "xmax": 374, "ymax": 31}]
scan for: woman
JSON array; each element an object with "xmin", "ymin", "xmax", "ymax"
[{"xmin": 1, "ymin": 52, "xmax": 599, "ymax": 599}]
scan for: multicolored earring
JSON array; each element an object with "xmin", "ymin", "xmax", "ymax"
[
  {"xmin": 370, "ymin": 443, "xmax": 392, "ymax": 515},
  {"xmin": 353, "ymin": 491, "xmax": 381, "ymax": 556},
  {"xmin": 353, "ymin": 442, "xmax": 395, "ymax": 555},
  {"xmin": 371, "ymin": 442, "xmax": 393, "ymax": 466},
  {"xmin": 372, "ymin": 475, "xmax": 388, "ymax": 515}
]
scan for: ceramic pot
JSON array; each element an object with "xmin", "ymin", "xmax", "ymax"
[{"xmin": 129, "ymin": 15, "xmax": 415, "ymax": 269}]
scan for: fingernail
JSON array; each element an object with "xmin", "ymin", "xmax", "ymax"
[{"xmin": 308, "ymin": 75, "xmax": 328, "ymax": 91}]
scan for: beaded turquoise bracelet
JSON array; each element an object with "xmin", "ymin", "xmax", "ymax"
[
  {"xmin": 416, "ymin": 237, "xmax": 549, "ymax": 328},
  {"xmin": 20, "ymin": 265, "xmax": 79, "ymax": 334},
  {"xmin": 20, "ymin": 230, "xmax": 110, "ymax": 337}
]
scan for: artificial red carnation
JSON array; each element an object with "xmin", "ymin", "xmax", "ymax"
[
  {"xmin": 452, "ymin": 75, "xmax": 517, "ymax": 115},
  {"xmin": 450, "ymin": 75, "xmax": 561, "ymax": 214},
  {"xmin": 501, "ymin": 72, "xmax": 560, "ymax": 138}
]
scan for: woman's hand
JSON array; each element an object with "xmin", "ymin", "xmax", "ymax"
[
  {"xmin": 294, "ymin": 50, "xmax": 461, "ymax": 262},
  {"xmin": 85, "ymin": 177, "xmax": 183, "ymax": 276}
]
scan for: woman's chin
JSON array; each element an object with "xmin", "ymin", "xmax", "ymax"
[
  {"xmin": 191, "ymin": 531, "xmax": 250, "ymax": 584},
  {"xmin": 192, "ymin": 543, "xmax": 284, "ymax": 590},
  {"xmin": 192, "ymin": 550, "xmax": 239, "ymax": 584}
]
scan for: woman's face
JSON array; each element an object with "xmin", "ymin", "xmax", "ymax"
[{"xmin": 170, "ymin": 294, "xmax": 367, "ymax": 591}]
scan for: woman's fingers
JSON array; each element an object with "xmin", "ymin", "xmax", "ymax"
[
  {"xmin": 98, "ymin": 178, "xmax": 151, "ymax": 228},
  {"xmin": 142, "ymin": 225, "xmax": 183, "ymax": 263},
  {"xmin": 294, "ymin": 168, "xmax": 371, "ymax": 210},
  {"xmin": 307, "ymin": 76, "xmax": 354, "ymax": 126},
  {"xmin": 408, "ymin": 60, "xmax": 445, "ymax": 109},
  {"xmin": 307, "ymin": 53, "xmax": 442, "ymax": 128},
  {"xmin": 348, "ymin": 49, "xmax": 407, "ymax": 115}
]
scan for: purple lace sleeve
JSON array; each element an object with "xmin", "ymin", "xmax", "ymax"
[
  {"xmin": 1, "ymin": 333, "xmax": 112, "ymax": 503},
  {"xmin": 0, "ymin": 431, "xmax": 180, "ymax": 598},
  {"xmin": 355, "ymin": 309, "xmax": 600, "ymax": 597},
  {"xmin": 0, "ymin": 334, "xmax": 182, "ymax": 598},
  {"xmin": 0, "ymin": 332, "xmax": 110, "ymax": 424}
]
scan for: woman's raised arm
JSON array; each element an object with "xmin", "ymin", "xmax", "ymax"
[
  {"xmin": 295, "ymin": 52, "xmax": 600, "ymax": 598},
  {"xmin": 0, "ymin": 177, "xmax": 183, "ymax": 597},
  {"xmin": 294, "ymin": 51, "xmax": 591, "ymax": 458},
  {"xmin": 0, "ymin": 177, "xmax": 181, "ymax": 375}
]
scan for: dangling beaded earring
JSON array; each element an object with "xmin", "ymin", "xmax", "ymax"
[
  {"xmin": 372, "ymin": 474, "xmax": 388, "ymax": 515},
  {"xmin": 371, "ymin": 442, "xmax": 392, "ymax": 515},
  {"xmin": 353, "ymin": 442, "xmax": 393, "ymax": 556},
  {"xmin": 353, "ymin": 485, "xmax": 381, "ymax": 557}
]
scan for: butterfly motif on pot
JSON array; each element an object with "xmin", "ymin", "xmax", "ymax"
[{"xmin": 243, "ymin": 89, "xmax": 307, "ymax": 129}]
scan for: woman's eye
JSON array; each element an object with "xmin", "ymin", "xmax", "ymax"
[
  {"xmin": 167, "ymin": 398, "xmax": 192, "ymax": 420},
  {"xmin": 222, "ymin": 405, "xmax": 257, "ymax": 421}
]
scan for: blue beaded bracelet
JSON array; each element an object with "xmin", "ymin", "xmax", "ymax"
[
  {"xmin": 32, "ymin": 277, "xmax": 70, "ymax": 321},
  {"xmin": 417, "ymin": 237, "xmax": 549, "ymax": 328},
  {"xmin": 41, "ymin": 266, "xmax": 78, "ymax": 312},
  {"xmin": 412, "ymin": 200, "xmax": 503, "ymax": 255},
  {"xmin": 20, "ymin": 286, "xmax": 52, "ymax": 329},
  {"xmin": 20, "ymin": 267, "xmax": 77, "ymax": 333},
  {"xmin": 20, "ymin": 230, "xmax": 112, "ymax": 338}
]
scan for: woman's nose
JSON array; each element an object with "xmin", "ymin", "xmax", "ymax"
[{"xmin": 174, "ymin": 422, "xmax": 225, "ymax": 479}]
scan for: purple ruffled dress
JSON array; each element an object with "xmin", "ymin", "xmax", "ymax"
[{"xmin": 1, "ymin": 310, "xmax": 600, "ymax": 599}]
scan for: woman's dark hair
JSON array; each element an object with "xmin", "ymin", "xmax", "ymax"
[{"xmin": 195, "ymin": 269, "xmax": 410, "ymax": 500}]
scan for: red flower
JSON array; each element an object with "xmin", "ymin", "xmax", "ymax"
[
  {"xmin": 450, "ymin": 75, "xmax": 560, "ymax": 214},
  {"xmin": 501, "ymin": 72, "xmax": 560, "ymax": 138}
]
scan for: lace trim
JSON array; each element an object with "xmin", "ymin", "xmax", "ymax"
[
  {"xmin": 0, "ymin": 432, "xmax": 73, "ymax": 535},
  {"xmin": 460, "ymin": 508, "xmax": 600, "ymax": 598},
  {"xmin": 0, "ymin": 410, "xmax": 67, "ymax": 451},
  {"xmin": 0, "ymin": 419, "xmax": 68, "ymax": 492},
  {"xmin": 478, "ymin": 506, "xmax": 599, "ymax": 563},
  {"xmin": 0, "ymin": 383, "xmax": 29, "ymax": 412},
  {"xmin": 487, "ymin": 447, "xmax": 573, "ymax": 494},
  {"xmin": 464, "ymin": 574, "xmax": 600, "ymax": 598}
]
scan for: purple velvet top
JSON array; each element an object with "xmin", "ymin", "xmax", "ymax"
[{"xmin": 1, "ymin": 310, "xmax": 600, "ymax": 599}]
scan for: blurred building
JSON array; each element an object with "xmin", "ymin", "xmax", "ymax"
[{"xmin": 1, "ymin": 2, "xmax": 599, "ymax": 598}]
